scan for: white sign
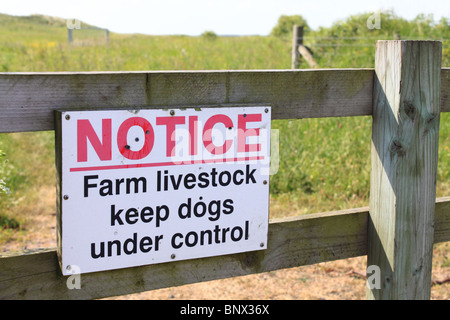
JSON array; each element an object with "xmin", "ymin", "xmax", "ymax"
[{"xmin": 57, "ymin": 107, "xmax": 271, "ymax": 275}]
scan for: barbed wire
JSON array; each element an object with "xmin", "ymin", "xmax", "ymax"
[
  {"xmin": 300, "ymin": 36, "xmax": 449, "ymax": 48},
  {"xmin": 303, "ymin": 36, "xmax": 450, "ymax": 41},
  {"xmin": 311, "ymin": 44, "xmax": 376, "ymax": 47}
]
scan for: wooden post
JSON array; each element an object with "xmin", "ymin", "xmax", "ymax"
[
  {"xmin": 367, "ymin": 40, "xmax": 442, "ymax": 299},
  {"xmin": 68, "ymin": 29, "xmax": 73, "ymax": 43},
  {"xmin": 298, "ymin": 45, "xmax": 318, "ymax": 69},
  {"xmin": 291, "ymin": 25, "xmax": 303, "ymax": 69}
]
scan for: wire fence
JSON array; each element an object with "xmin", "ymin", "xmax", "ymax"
[{"xmin": 303, "ymin": 36, "xmax": 450, "ymax": 47}]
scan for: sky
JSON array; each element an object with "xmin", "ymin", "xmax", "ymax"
[{"xmin": 1, "ymin": 0, "xmax": 449, "ymax": 35}]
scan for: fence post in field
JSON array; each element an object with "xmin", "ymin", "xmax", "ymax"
[
  {"xmin": 68, "ymin": 29, "xmax": 73, "ymax": 43},
  {"xmin": 291, "ymin": 25, "xmax": 318, "ymax": 69},
  {"xmin": 367, "ymin": 40, "xmax": 442, "ymax": 299},
  {"xmin": 291, "ymin": 25, "xmax": 303, "ymax": 69}
]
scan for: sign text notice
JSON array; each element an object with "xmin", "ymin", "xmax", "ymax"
[{"xmin": 56, "ymin": 107, "xmax": 271, "ymax": 275}]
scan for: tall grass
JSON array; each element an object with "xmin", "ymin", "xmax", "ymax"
[
  {"xmin": 0, "ymin": 13, "xmax": 448, "ymax": 242},
  {"xmin": 1, "ymin": 34, "xmax": 290, "ymax": 72}
]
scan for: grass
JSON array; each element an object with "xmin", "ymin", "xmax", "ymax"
[
  {"xmin": 269, "ymin": 116, "xmax": 373, "ymax": 218},
  {"xmin": 0, "ymin": 12, "xmax": 448, "ymax": 247},
  {"xmin": 1, "ymin": 34, "xmax": 290, "ymax": 72}
]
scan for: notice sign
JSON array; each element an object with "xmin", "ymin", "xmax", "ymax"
[{"xmin": 56, "ymin": 107, "xmax": 271, "ymax": 275}]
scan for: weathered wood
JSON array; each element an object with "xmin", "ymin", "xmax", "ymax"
[
  {"xmin": 434, "ymin": 197, "xmax": 450, "ymax": 243},
  {"xmin": 0, "ymin": 69, "xmax": 448, "ymax": 134},
  {"xmin": 2, "ymin": 198, "xmax": 449, "ymax": 300},
  {"xmin": 291, "ymin": 25, "xmax": 303, "ymax": 69},
  {"xmin": 298, "ymin": 45, "xmax": 319, "ymax": 68},
  {"xmin": 0, "ymin": 69, "xmax": 375, "ymax": 133},
  {"xmin": 441, "ymin": 67, "xmax": 450, "ymax": 112},
  {"xmin": 368, "ymin": 40, "xmax": 442, "ymax": 300},
  {"xmin": 0, "ymin": 207, "xmax": 368, "ymax": 299}
]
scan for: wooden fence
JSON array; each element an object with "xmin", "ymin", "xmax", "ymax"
[{"xmin": 0, "ymin": 40, "xmax": 449, "ymax": 300}]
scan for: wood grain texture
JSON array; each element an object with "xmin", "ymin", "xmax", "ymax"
[
  {"xmin": 0, "ymin": 69, "xmax": 375, "ymax": 133},
  {"xmin": 1, "ymin": 199, "xmax": 449, "ymax": 300},
  {"xmin": 368, "ymin": 40, "xmax": 442, "ymax": 300},
  {"xmin": 0, "ymin": 207, "xmax": 369, "ymax": 299},
  {"xmin": 441, "ymin": 68, "xmax": 450, "ymax": 112},
  {"xmin": 1, "ymin": 69, "xmax": 448, "ymax": 133},
  {"xmin": 434, "ymin": 197, "xmax": 450, "ymax": 243}
]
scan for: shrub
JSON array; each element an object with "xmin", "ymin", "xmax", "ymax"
[
  {"xmin": 201, "ymin": 30, "xmax": 218, "ymax": 41},
  {"xmin": 270, "ymin": 15, "xmax": 310, "ymax": 38}
]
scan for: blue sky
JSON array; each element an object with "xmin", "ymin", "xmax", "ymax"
[{"xmin": 1, "ymin": 0, "xmax": 449, "ymax": 35}]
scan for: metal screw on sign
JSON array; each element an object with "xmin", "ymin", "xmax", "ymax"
[
  {"xmin": 63, "ymin": 195, "xmax": 69, "ymax": 200},
  {"xmin": 65, "ymin": 114, "xmax": 70, "ymax": 120},
  {"xmin": 264, "ymin": 108, "xmax": 269, "ymax": 113},
  {"xmin": 171, "ymin": 254, "xmax": 176, "ymax": 259},
  {"xmin": 170, "ymin": 110, "xmax": 175, "ymax": 116}
]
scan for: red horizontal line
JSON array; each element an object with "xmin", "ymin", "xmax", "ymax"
[{"xmin": 69, "ymin": 156, "xmax": 265, "ymax": 172}]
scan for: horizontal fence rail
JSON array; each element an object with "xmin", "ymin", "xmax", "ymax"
[
  {"xmin": 1, "ymin": 197, "xmax": 448, "ymax": 300},
  {"xmin": 0, "ymin": 68, "xmax": 449, "ymax": 133}
]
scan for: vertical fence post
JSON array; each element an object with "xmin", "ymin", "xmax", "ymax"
[
  {"xmin": 367, "ymin": 40, "xmax": 442, "ymax": 299},
  {"xmin": 291, "ymin": 25, "xmax": 303, "ymax": 69},
  {"xmin": 68, "ymin": 29, "xmax": 73, "ymax": 44}
]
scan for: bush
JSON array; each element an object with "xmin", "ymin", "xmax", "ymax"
[
  {"xmin": 270, "ymin": 15, "xmax": 309, "ymax": 38},
  {"xmin": 201, "ymin": 30, "xmax": 218, "ymax": 41}
]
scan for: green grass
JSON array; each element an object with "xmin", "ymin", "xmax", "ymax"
[
  {"xmin": 1, "ymin": 33, "xmax": 290, "ymax": 72},
  {"xmin": 0, "ymin": 12, "xmax": 448, "ymax": 242},
  {"xmin": 270, "ymin": 116, "xmax": 372, "ymax": 215}
]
